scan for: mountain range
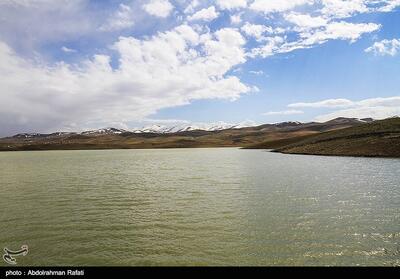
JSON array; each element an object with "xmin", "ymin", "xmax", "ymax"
[
  {"xmin": 1, "ymin": 117, "xmax": 387, "ymax": 155},
  {"xmin": 11, "ymin": 121, "xmax": 260, "ymax": 138}
]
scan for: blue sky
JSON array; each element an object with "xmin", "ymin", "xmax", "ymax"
[{"xmin": 0, "ymin": 0, "xmax": 399, "ymax": 135}]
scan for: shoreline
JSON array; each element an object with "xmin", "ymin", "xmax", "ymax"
[
  {"xmin": 1, "ymin": 146, "xmax": 399, "ymax": 159},
  {"xmin": 1, "ymin": 118, "xmax": 399, "ymax": 157}
]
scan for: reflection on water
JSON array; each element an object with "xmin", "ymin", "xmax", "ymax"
[{"xmin": 0, "ymin": 148, "xmax": 399, "ymax": 266}]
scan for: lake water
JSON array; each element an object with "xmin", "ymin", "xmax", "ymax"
[{"xmin": 0, "ymin": 148, "xmax": 399, "ymax": 266}]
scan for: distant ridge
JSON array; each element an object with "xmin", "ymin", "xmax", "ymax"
[
  {"xmin": 0, "ymin": 117, "xmax": 384, "ymax": 152},
  {"xmin": 9, "ymin": 117, "xmax": 374, "ymax": 139},
  {"xmin": 247, "ymin": 117, "xmax": 400, "ymax": 158}
]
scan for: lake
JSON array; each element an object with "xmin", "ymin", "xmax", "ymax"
[{"xmin": 0, "ymin": 148, "xmax": 399, "ymax": 266}]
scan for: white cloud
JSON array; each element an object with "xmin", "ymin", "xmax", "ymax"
[
  {"xmin": 285, "ymin": 13, "xmax": 328, "ymax": 29},
  {"xmin": 358, "ymin": 96, "xmax": 400, "ymax": 107},
  {"xmin": 250, "ymin": 36, "xmax": 286, "ymax": 58},
  {"xmin": 0, "ymin": 25, "xmax": 252, "ymax": 136},
  {"xmin": 142, "ymin": 0, "xmax": 174, "ymax": 18},
  {"xmin": 365, "ymin": 38, "xmax": 400, "ymax": 56},
  {"xmin": 288, "ymin": 96, "xmax": 400, "ymax": 122},
  {"xmin": 230, "ymin": 13, "xmax": 242, "ymax": 24},
  {"xmin": 263, "ymin": 110, "xmax": 304, "ymax": 116},
  {"xmin": 188, "ymin": 6, "xmax": 219, "ymax": 21},
  {"xmin": 377, "ymin": 0, "xmax": 400, "ymax": 12},
  {"xmin": 216, "ymin": 0, "xmax": 247, "ymax": 10},
  {"xmin": 249, "ymin": 70, "xmax": 264, "ymax": 75},
  {"xmin": 99, "ymin": 3, "xmax": 134, "ymax": 31},
  {"xmin": 241, "ymin": 22, "xmax": 283, "ymax": 41},
  {"xmin": 289, "ymin": 98, "xmax": 356, "ymax": 108},
  {"xmin": 290, "ymin": 97, "xmax": 400, "ymax": 108},
  {"xmin": 183, "ymin": 0, "xmax": 199, "ymax": 14},
  {"xmin": 315, "ymin": 106, "xmax": 400, "ymax": 122},
  {"xmin": 300, "ymin": 21, "xmax": 381, "ymax": 45},
  {"xmin": 0, "ymin": 0, "xmax": 399, "ymax": 135},
  {"xmin": 61, "ymin": 46, "xmax": 77, "ymax": 53},
  {"xmin": 241, "ymin": 23, "xmax": 267, "ymax": 40},
  {"xmin": 320, "ymin": 0, "xmax": 400, "ymax": 18},
  {"xmin": 0, "ymin": 0, "xmax": 86, "ymax": 9},
  {"xmin": 0, "ymin": 0, "xmax": 94, "ymax": 51},
  {"xmin": 320, "ymin": 0, "xmax": 370, "ymax": 18},
  {"xmin": 250, "ymin": 0, "xmax": 313, "ymax": 14},
  {"xmin": 250, "ymin": 20, "xmax": 380, "ymax": 58}
]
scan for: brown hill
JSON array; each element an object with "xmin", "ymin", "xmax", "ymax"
[
  {"xmin": 0, "ymin": 118, "xmax": 371, "ymax": 152},
  {"xmin": 247, "ymin": 118, "xmax": 400, "ymax": 158}
]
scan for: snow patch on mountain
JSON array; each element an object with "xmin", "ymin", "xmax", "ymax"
[{"xmin": 131, "ymin": 121, "xmax": 259, "ymax": 134}]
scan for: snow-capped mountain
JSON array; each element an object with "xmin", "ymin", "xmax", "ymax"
[
  {"xmin": 9, "ymin": 117, "xmax": 382, "ymax": 139},
  {"xmin": 81, "ymin": 128, "xmax": 128, "ymax": 135},
  {"xmin": 61, "ymin": 122, "xmax": 246, "ymax": 136},
  {"xmin": 13, "ymin": 133, "xmax": 46, "ymax": 138},
  {"xmin": 131, "ymin": 121, "xmax": 255, "ymax": 134}
]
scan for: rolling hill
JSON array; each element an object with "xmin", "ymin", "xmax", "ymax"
[
  {"xmin": 247, "ymin": 117, "xmax": 400, "ymax": 157},
  {"xmin": 0, "ymin": 117, "xmax": 368, "ymax": 152}
]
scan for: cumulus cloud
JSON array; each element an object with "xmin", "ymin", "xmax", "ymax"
[
  {"xmin": 187, "ymin": 6, "xmax": 219, "ymax": 21},
  {"xmin": 142, "ymin": 0, "xmax": 174, "ymax": 18},
  {"xmin": 241, "ymin": 23, "xmax": 267, "ymax": 40},
  {"xmin": 251, "ymin": 21, "xmax": 380, "ymax": 58},
  {"xmin": 320, "ymin": 0, "xmax": 370, "ymax": 18},
  {"xmin": 241, "ymin": 22, "xmax": 285, "ymax": 42},
  {"xmin": 0, "ymin": 26, "xmax": 252, "ymax": 136},
  {"xmin": 365, "ymin": 38, "xmax": 400, "ymax": 56},
  {"xmin": 285, "ymin": 13, "xmax": 328, "ymax": 29},
  {"xmin": 245, "ymin": 1, "xmax": 391, "ymax": 59},
  {"xmin": 301, "ymin": 22, "xmax": 381, "ymax": 44}
]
